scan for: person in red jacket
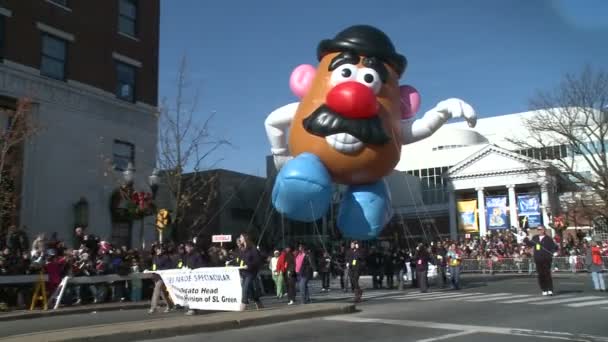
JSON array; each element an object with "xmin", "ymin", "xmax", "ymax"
[
  {"xmin": 45, "ymin": 251, "xmax": 66, "ymax": 297},
  {"xmin": 587, "ymin": 240, "xmax": 606, "ymax": 291}
]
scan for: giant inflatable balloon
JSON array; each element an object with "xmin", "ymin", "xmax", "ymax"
[{"xmin": 264, "ymin": 25, "xmax": 477, "ymax": 240}]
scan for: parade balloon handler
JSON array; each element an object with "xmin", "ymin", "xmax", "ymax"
[
  {"xmin": 524, "ymin": 226, "xmax": 559, "ymax": 296},
  {"xmin": 446, "ymin": 243, "xmax": 462, "ymax": 290},
  {"xmin": 236, "ymin": 234, "xmax": 264, "ymax": 311},
  {"xmin": 183, "ymin": 241, "xmax": 205, "ymax": 316},
  {"xmin": 295, "ymin": 243, "xmax": 318, "ymax": 304},
  {"xmin": 265, "ymin": 25, "xmax": 477, "ymax": 240},
  {"xmin": 346, "ymin": 241, "xmax": 364, "ymax": 302},
  {"xmin": 148, "ymin": 244, "xmax": 175, "ymax": 314}
]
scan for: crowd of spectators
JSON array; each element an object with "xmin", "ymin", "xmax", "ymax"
[
  {"xmin": 0, "ymin": 224, "xmax": 606, "ymax": 310},
  {"xmin": 0, "ymin": 226, "xmax": 249, "ymax": 309},
  {"xmin": 448, "ymin": 229, "xmax": 608, "ymax": 260}
]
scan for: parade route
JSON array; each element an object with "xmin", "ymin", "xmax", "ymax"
[
  {"xmin": 1, "ymin": 274, "xmax": 604, "ymax": 341},
  {"xmin": 140, "ymin": 274, "xmax": 608, "ymax": 342}
]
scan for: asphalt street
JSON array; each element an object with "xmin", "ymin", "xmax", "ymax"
[
  {"xmin": 142, "ymin": 274, "xmax": 608, "ymax": 342},
  {"xmin": 2, "ymin": 273, "xmax": 607, "ymax": 341}
]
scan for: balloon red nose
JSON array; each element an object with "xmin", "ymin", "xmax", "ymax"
[{"xmin": 325, "ymin": 82, "xmax": 379, "ymax": 119}]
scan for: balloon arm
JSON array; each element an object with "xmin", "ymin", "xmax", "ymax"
[
  {"xmin": 265, "ymin": 102, "xmax": 299, "ymax": 155},
  {"xmin": 400, "ymin": 111, "xmax": 449, "ymax": 144},
  {"xmin": 400, "ymin": 98, "xmax": 477, "ymax": 145}
]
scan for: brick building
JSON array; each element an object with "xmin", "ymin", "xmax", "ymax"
[{"xmin": 0, "ymin": 0, "xmax": 160, "ymax": 246}]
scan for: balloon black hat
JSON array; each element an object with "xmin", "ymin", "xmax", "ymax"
[{"xmin": 317, "ymin": 25, "xmax": 407, "ymax": 77}]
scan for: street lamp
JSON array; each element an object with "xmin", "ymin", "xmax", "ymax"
[
  {"xmin": 148, "ymin": 168, "xmax": 160, "ymax": 198},
  {"xmin": 120, "ymin": 163, "xmax": 162, "ymax": 247},
  {"xmin": 123, "ymin": 162, "xmax": 135, "ymax": 185}
]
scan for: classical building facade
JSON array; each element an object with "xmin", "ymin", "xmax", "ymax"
[
  {"xmin": 0, "ymin": 1, "xmax": 160, "ymax": 246},
  {"xmin": 393, "ymin": 109, "xmax": 592, "ymax": 240}
]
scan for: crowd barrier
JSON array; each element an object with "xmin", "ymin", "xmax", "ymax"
[
  {"xmin": 52, "ymin": 273, "xmax": 156, "ymax": 310},
  {"xmin": 458, "ymin": 256, "xmax": 608, "ymax": 274},
  {"xmin": 0, "ymin": 274, "xmax": 48, "ymax": 285},
  {"xmin": 1, "ymin": 257, "xmax": 607, "ymax": 311}
]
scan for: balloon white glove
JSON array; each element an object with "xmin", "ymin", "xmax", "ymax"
[
  {"xmin": 273, "ymin": 154, "xmax": 293, "ymax": 170},
  {"xmin": 435, "ymin": 98, "xmax": 477, "ymax": 128},
  {"xmin": 313, "ymin": 271, "xmax": 319, "ymax": 279}
]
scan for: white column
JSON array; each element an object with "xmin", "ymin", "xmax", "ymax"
[
  {"xmin": 540, "ymin": 182, "xmax": 551, "ymax": 229},
  {"xmin": 507, "ymin": 184, "xmax": 519, "ymax": 229},
  {"xmin": 448, "ymin": 190, "xmax": 457, "ymax": 240},
  {"xmin": 476, "ymin": 187, "xmax": 487, "ymax": 237}
]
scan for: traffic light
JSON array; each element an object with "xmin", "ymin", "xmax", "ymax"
[{"xmin": 156, "ymin": 209, "xmax": 170, "ymax": 229}]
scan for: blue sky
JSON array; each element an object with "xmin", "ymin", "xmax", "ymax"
[{"xmin": 159, "ymin": 0, "xmax": 608, "ymax": 177}]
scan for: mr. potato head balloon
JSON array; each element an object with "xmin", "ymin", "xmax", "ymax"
[{"xmin": 265, "ymin": 25, "xmax": 477, "ymax": 240}]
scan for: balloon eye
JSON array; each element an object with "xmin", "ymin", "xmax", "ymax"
[
  {"xmin": 330, "ymin": 64, "xmax": 358, "ymax": 87},
  {"xmin": 356, "ymin": 68, "xmax": 381, "ymax": 94}
]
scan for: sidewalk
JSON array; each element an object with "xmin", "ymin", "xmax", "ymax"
[
  {"xmin": 0, "ymin": 303, "xmax": 356, "ymax": 342},
  {"xmin": 0, "ymin": 301, "xmax": 151, "ymax": 322}
]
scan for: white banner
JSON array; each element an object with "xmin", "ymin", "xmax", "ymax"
[
  {"xmin": 154, "ymin": 267, "xmax": 242, "ymax": 311},
  {"xmin": 212, "ymin": 235, "xmax": 232, "ymax": 243}
]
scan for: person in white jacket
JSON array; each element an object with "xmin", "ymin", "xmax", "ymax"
[{"xmin": 269, "ymin": 250, "xmax": 284, "ymax": 298}]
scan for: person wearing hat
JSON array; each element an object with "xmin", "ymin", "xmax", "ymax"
[{"xmin": 524, "ymin": 225, "xmax": 558, "ymax": 296}]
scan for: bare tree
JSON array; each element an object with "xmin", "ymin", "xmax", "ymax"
[
  {"xmin": 507, "ymin": 66, "xmax": 608, "ymax": 218},
  {"xmin": 0, "ymin": 98, "xmax": 38, "ymax": 231},
  {"xmin": 158, "ymin": 56, "xmax": 230, "ymax": 238}
]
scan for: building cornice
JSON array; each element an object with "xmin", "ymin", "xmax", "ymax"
[
  {"xmin": 447, "ymin": 144, "xmax": 549, "ymax": 179},
  {"xmin": 449, "ymin": 167, "xmax": 547, "ymax": 180},
  {"xmin": 112, "ymin": 52, "xmax": 142, "ymax": 68},
  {"xmin": 36, "ymin": 22, "xmax": 75, "ymax": 42},
  {"xmin": 0, "ymin": 60, "xmax": 158, "ymax": 118}
]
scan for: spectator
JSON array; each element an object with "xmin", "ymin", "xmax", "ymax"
[
  {"xmin": 318, "ymin": 250, "xmax": 332, "ymax": 292},
  {"xmin": 586, "ymin": 240, "xmax": 606, "ymax": 292},
  {"xmin": 270, "ymin": 250, "xmax": 285, "ymax": 298}
]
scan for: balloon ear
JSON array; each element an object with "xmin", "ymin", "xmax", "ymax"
[
  {"xmin": 399, "ymin": 85, "xmax": 421, "ymax": 119},
  {"xmin": 289, "ymin": 64, "xmax": 316, "ymax": 98}
]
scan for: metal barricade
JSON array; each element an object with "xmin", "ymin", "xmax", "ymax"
[{"xmin": 458, "ymin": 256, "xmax": 608, "ymax": 273}]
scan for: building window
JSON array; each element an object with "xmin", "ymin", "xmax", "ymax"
[
  {"xmin": 0, "ymin": 15, "xmax": 5, "ymax": 61},
  {"xmin": 118, "ymin": 0, "xmax": 137, "ymax": 37},
  {"xmin": 116, "ymin": 62, "xmax": 136, "ymax": 102},
  {"xmin": 113, "ymin": 140, "xmax": 134, "ymax": 171},
  {"xmin": 40, "ymin": 34, "xmax": 67, "ymax": 80}
]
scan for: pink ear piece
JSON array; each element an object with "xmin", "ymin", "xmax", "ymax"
[
  {"xmin": 289, "ymin": 64, "xmax": 316, "ymax": 98},
  {"xmin": 399, "ymin": 85, "xmax": 421, "ymax": 119}
]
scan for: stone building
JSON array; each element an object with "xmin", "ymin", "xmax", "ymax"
[{"xmin": 0, "ymin": 0, "xmax": 160, "ymax": 246}]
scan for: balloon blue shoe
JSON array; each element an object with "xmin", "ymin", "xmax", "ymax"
[
  {"xmin": 271, "ymin": 153, "xmax": 332, "ymax": 222},
  {"xmin": 337, "ymin": 179, "xmax": 393, "ymax": 240}
]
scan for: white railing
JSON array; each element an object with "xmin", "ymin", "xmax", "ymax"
[
  {"xmin": 0, "ymin": 274, "xmax": 48, "ymax": 285},
  {"xmin": 52, "ymin": 273, "xmax": 156, "ymax": 309}
]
